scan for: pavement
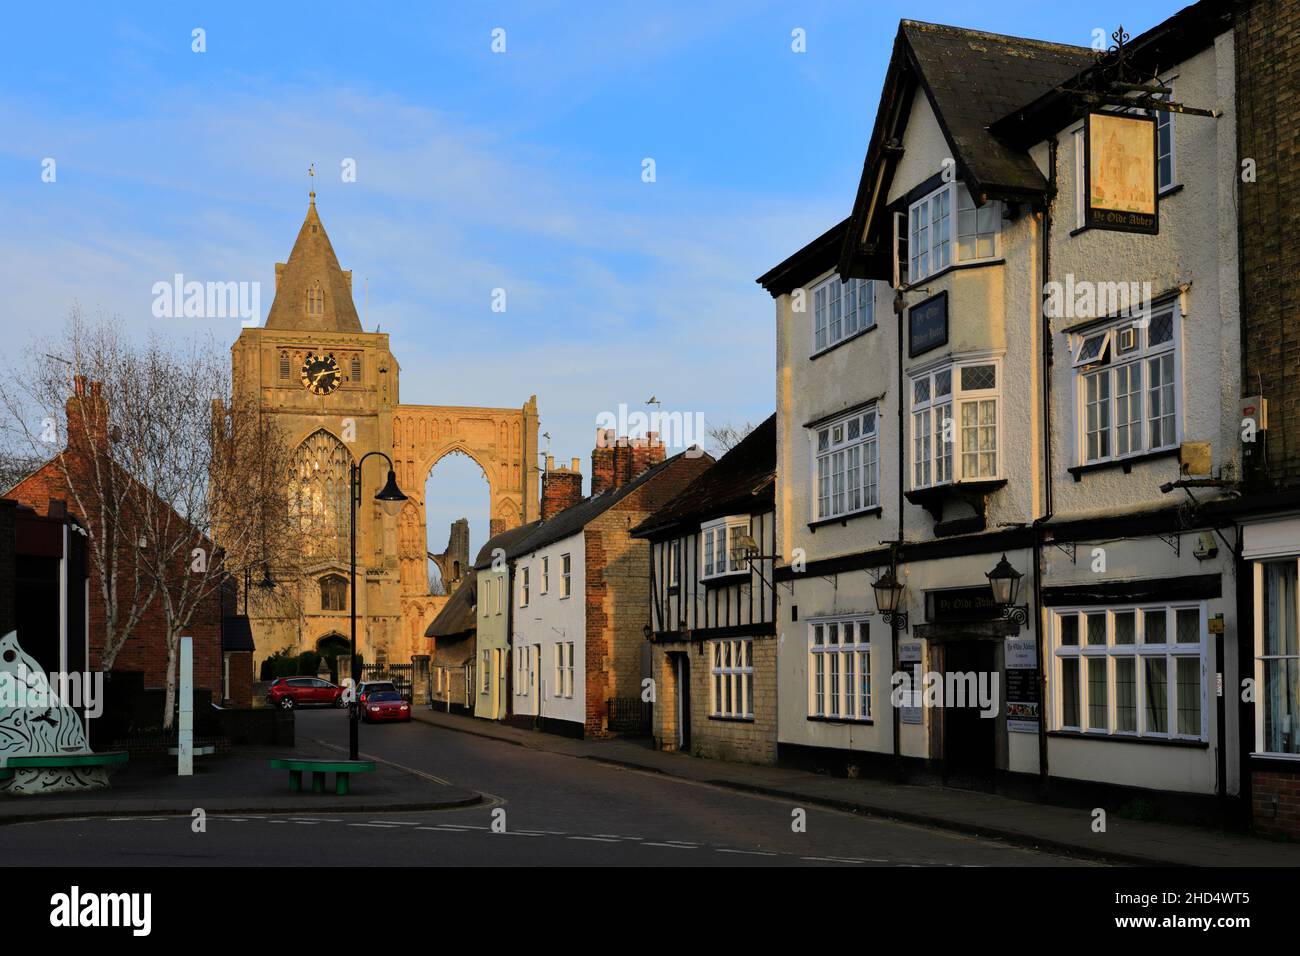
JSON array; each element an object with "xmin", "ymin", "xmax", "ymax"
[
  {"xmin": 411, "ymin": 706, "xmax": 1300, "ymax": 867},
  {"xmin": 0, "ymin": 730, "xmax": 480, "ymax": 825}
]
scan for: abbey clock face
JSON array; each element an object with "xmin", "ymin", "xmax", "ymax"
[{"xmin": 300, "ymin": 352, "xmax": 341, "ymax": 395}]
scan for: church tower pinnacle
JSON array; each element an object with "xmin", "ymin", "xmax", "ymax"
[{"xmin": 264, "ymin": 193, "xmax": 363, "ymax": 333}]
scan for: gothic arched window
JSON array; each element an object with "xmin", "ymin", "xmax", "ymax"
[
  {"xmin": 289, "ymin": 429, "xmax": 353, "ymax": 562},
  {"xmin": 320, "ymin": 574, "xmax": 348, "ymax": 611},
  {"xmin": 279, "ymin": 351, "xmax": 290, "ymax": 379},
  {"xmin": 351, "ymin": 354, "xmax": 362, "ymax": 382}
]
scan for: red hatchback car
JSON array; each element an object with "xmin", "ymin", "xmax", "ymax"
[
  {"xmin": 267, "ymin": 677, "xmax": 345, "ymax": 710},
  {"xmin": 362, "ymin": 691, "xmax": 411, "ymax": 723}
]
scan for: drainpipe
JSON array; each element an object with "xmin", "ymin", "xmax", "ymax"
[
  {"xmin": 1031, "ymin": 138, "xmax": 1059, "ymax": 792},
  {"xmin": 894, "ymin": 286, "xmax": 906, "ymax": 777}
]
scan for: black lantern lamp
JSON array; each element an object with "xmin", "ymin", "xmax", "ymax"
[
  {"xmin": 986, "ymin": 554, "xmax": 1028, "ymax": 627},
  {"xmin": 872, "ymin": 566, "xmax": 908, "ymax": 631},
  {"xmin": 375, "ymin": 469, "xmax": 408, "ymax": 516}
]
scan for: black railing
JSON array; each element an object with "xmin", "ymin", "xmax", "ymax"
[{"xmin": 606, "ymin": 697, "xmax": 652, "ymax": 734}]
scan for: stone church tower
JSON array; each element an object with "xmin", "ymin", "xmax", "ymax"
[{"xmin": 231, "ymin": 193, "xmax": 539, "ymax": 672}]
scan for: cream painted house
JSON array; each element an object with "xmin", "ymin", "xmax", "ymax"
[{"xmin": 760, "ymin": 5, "xmax": 1244, "ymax": 822}]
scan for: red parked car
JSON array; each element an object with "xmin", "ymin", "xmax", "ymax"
[
  {"xmin": 362, "ymin": 690, "xmax": 411, "ymax": 723},
  {"xmin": 267, "ymin": 677, "xmax": 345, "ymax": 710}
]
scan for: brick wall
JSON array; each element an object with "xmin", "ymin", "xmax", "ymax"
[
  {"xmin": 225, "ymin": 650, "xmax": 254, "ymax": 707},
  {"xmin": 1252, "ymin": 769, "xmax": 1300, "ymax": 839},
  {"xmin": 1237, "ymin": 0, "xmax": 1300, "ymax": 490},
  {"xmin": 8, "ymin": 462, "xmax": 222, "ymax": 696},
  {"xmin": 581, "ymin": 451, "xmax": 713, "ymax": 737}
]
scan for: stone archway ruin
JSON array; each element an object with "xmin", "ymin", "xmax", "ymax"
[{"xmin": 390, "ymin": 399, "xmax": 539, "ymax": 658}]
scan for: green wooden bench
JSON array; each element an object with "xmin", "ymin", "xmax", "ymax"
[
  {"xmin": 269, "ymin": 758, "xmax": 376, "ymax": 795},
  {"xmin": 6, "ymin": 751, "xmax": 129, "ymax": 771}
]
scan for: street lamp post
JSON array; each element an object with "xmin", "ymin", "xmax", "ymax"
[{"xmin": 349, "ymin": 452, "xmax": 407, "ymax": 760}]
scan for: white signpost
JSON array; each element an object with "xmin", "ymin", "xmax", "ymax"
[{"xmin": 178, "ymin": 636, "xmax": 193, "ymax": 776}]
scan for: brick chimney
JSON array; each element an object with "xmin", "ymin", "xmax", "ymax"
[
  {"xmin": 590, "ymin": 429, "xmax": 666, "ymax": 495},
  {"xmin": 541, "ymin": 455, "xmax": 584, "ymax": 520},
  {"xmin": 64, "ymin": 375, "xmax": 110, "ymax": 455}
]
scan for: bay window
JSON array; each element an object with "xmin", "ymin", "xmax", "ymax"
[
  {"xmin": 808, "ymin": 619, "xmax": 871, "ymax": 721},
  {"xmin": 910, "ymin": 359, "xmax": 999, "ymax": 488},
  {"xmin": 1073, "ymin": 304, "xmax": 1179, "ymax": 465},
  {"xmin": 811, "ymin": 406, "xmax": 879, "ymax": 521},
  {"xmin": 813, "ymin": 275, "xmax": 874, "ymax": 353},
  {"xmin": 908, "ymin": 181, "xmax": 1000, "ymax": 282},
  {"xmin": 1053, "ymin": 604, "xmax": 1206, "ymax": 740}
]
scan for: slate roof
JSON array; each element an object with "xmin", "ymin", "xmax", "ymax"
[
  {"xmin": 264, "ymin": 194, "xmax": 363, "ymax": 333},
  {"xmin": 471, "ymin": 519, "xmax": 542, "ymax": 571},
  {"xmin": 511, "ymin": 449, "xmax": 712, "ymax": 557},
  {"xmin": 221, "ymin": 615, "xmax": 256, "ymax": 653},
  {"xmin": 631, "ymin": 415, "xmax": 776, "ymax": 539},
  {"xmin": 836, "ymin": 21, "xmax": 1093, "ymax": 279},
  {"xmin": 901, "ymin": 21, "xmax": 1095, "ymax": 199},
  {"xmin": 424, "ymin": 574, "xmax": 476, "ymax": 639}
]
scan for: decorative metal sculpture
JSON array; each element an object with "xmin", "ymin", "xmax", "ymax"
[{"xmin": 0, "ymin": 630, "xmax": 109, "ymax": 794}]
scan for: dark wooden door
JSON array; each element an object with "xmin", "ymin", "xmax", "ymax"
[{"xmin": 942, "ymin": 641, "xmax": 996, "ymax": 790}]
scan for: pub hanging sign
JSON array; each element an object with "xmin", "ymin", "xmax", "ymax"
[{"xmin": 1084, "ymin": 110, "xmax": 1159, "ymax": 235}]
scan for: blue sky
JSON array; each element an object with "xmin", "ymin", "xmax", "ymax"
[{"xmin": 0, "ymin": 0, "xmax": 1181, "ymax": 565}]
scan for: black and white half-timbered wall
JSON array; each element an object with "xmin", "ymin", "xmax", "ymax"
[{"xmin": 632, "ymin": 416, "xmax": 778, "ymax": 764}]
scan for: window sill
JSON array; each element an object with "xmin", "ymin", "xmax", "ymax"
[
  {"xmin": 708, "ymin": 714, "xmax": 755, "ymax": 723},
  {"xmin": 1047, "ymin": 730, "xmax": 1207, "ymax": 749},
  {"xmin": 806, "ymin": 715, "xmax": 874, "ymax": 725},
  {"xmin": 905, "ymin": 479, "xmax": 1006, "ymax": 523},
  {"xmin": 1068, "ymin": 446, "xmax": 1179, "ymax": 480},
  {"xmin": 810, "ymin": 323, "xmax": 878, "ymax": 361},
  {"xmin": 808, "ymin": 506, "xmax": 883, "ymax": 532},
  {"xmin": 912, "ymin": 257, "xmax": 1005, "ymax": 285}
]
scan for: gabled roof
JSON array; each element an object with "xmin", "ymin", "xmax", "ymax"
[
  {"xmin": 472, "ymin": 519, "xmax": 542, "ymax": 571},
  {"xmin": 632, "ymin": 415, "xmax": 776, "ymax": 539},
  {"xmin": 425, "ymin": 574, "xmax": 477, "ymax": 639},
  {"xmin": 512, "ymin": 449, "xmax": 712, "ymax": 557},
  {"xmin": 838, "ymin": 21, "xmax": 1093, "ymax": 278},
  {"xmin": 264, "ymin": 194, "xmax": 363, "ymax": 333}
]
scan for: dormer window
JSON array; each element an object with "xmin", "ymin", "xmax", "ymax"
[{"xmin": 908, "ymin": 181, "xmax": 1000, "ymax": 282}]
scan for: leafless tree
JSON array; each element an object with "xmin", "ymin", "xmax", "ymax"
[
  {"xmin": 1, "ymin": 308, "xmax": 160, "ymax": 674},
  {"xmin": 1, "ymin": 310, "xmax": 304, "ymax": 728},
  {"xmin": 706, "ymin": 420, "xmax": 756, "ymax": 456}
]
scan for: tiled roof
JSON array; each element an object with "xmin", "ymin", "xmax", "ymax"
[
  {"xmin": 471, "ymin": 519, "xmax": 543, "ymax": 571},
  {"xmin": 632, "ymin": 415, "xmax": 776, "ymax": 538}
]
